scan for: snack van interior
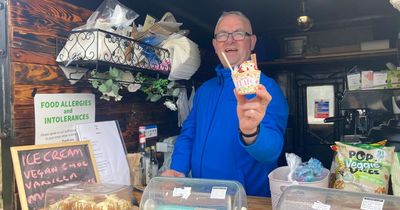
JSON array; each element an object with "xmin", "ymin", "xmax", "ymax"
[{"xmin": 0, "ymin": 0, "xmax": 399, "ymax": 209}]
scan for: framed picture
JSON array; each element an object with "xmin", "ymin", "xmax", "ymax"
[{"xmin": 283, "ymin": 36, "xmax": 307, "ymax": 58}]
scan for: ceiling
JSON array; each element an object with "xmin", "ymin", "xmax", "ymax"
[{"xmin": 67, "ymin": 0, "xmax": 400, "ymax": 51}]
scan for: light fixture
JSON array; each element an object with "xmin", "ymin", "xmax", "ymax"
[{"xmin": 297, "ymin": 0, "xmax": 313, "ymax": 31}]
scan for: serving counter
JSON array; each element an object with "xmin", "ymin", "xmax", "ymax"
[{"xmin": 133, "ymin": 190, "xmax": 272, "ymax": 210}]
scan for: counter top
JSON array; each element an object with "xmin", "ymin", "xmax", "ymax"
[
  {"xmin": 247, "ymin": 195, "xmax": 272, "ymax": 210},
  {"xmin": 133, "ymin": 191, "xmax": 272, "ymax": 210}
]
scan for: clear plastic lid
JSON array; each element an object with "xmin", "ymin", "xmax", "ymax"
[
  {"xmin": 140, "ymin": 177, "xmax": 247, "ymax": 210},
  {"xmin": 44, "ymin": 182, "xmax": 134, "ymax": 210},
  {"xmin": 277, "ymin": 185, "xmax": 400, "ymax": 210}
]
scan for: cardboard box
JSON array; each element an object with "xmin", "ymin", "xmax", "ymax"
[
  {"xmin": 361, "ymin": 70, "xmax": 374, "ymax": 89},
  {"xmin": 373, "ymin": 71, "xmax": 387, "ymax": 89},
  {"xmin": 361, "ymin": 40, "xmax": 389, "ymax": 51}
]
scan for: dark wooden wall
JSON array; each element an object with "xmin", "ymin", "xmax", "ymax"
[
  {"xmin": 4, "ymin": 1, "xmax": 180, "ymax": 208},
  {"xmin": 8, "ymin": 0, "xmax": 179, "ymax": 149}
]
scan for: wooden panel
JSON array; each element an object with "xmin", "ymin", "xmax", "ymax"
[
  {"xmin": 12, "ymin": 62, "xmax": 67, "ymax": 85},
  {"xmin": 13, "ymin": 84, "xmax": 93, "ymax": 105},
  {"xmin": 14, "ymin": 119, "xmax": 34, "ymax": 129},
  {"xmin": 13, "ymin": 105, "xmax": 34, "ymax": 119},
  {"xmin": 9, "ymin": 0, "xmax": 91, "ymax": 36},
  {"xmin": 10, "ymin": 48, "xmax": 57, "ymax": 66},
  {"xmin": 8, "ymin": 0, "xmax": 181, "ymax": 154},
  {"xmin": 14, "ymin": 127, "xmax": 35, "ymax": 146},
  {"xmin": 11, "ymin": 29, "xmax": 62, "ymax": 54}
]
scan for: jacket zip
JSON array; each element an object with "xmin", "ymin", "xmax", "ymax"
[{"xmin": 198, "ymin": 72, "xmax": 225, "ymax": 177}]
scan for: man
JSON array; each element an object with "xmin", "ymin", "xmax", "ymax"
[{"xmin": 162, "ymin": 11, "xmax": 288, "ymax": 196}]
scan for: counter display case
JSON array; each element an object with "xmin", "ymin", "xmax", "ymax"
[
  {"xmin": 140, "ymin": 177, "xmax": 247, "ymax": 210},
  {"xmin": 277, "ymin": 185, "xmax": 400, "ymax": 210}
]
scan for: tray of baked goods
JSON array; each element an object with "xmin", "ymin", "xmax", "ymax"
[{"xmin": 44, "ymin": 182, "xmax": 135, "ymax": 210}]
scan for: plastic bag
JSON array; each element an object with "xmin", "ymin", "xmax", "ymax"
[
  {"xmin": 158, "ymin": 136, "xmax": 177, "ymax": 174},
  {"xmin": 74, "ymin": 0, "xmax": 139, "ymax": 36},
  {"xmin": 132, "ymin": 12, "xmax": 182, "ymax": 41},
  {"xmin": 286, "ymin": 153, "xmax": 327, "ymax": 182},
  {"xmin": 176, "ymin": 88, "xmax": 190, "ymax": 127},
  {"xmin": 162, "ymin": 34, "xmax": 201, "ymax": 80},
  {"xmin": 286, "ymin": 153, "xmax": 302, "ymax": 182},
  {"xmin": 188, "ymin": 85, "xmax": 195, "ymax": 110}
]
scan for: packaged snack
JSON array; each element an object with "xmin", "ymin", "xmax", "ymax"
[
  {"xmin": 329, "ymin": 140, "xmax": 388, "ymax": 188},
  {"xmin": 392, "ymin": 152, "xmax": 400, "ymax": 196},
  {"xmin": 231, "ymin": 54, "xmax": 261, "ymax": 95},
  {"xmin": 332, "ymin": 141, "xmax": 395, "ymax": 194}
]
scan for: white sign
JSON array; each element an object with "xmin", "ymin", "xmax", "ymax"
[
  {"xmin": 34, "ymin": 93, "xmax": 95, "ymax": 144},
  {"xmin": 76, "ymin": 121, "xmax": 130, "ymax": 185},
  {"xmin": 361, "ymin": 197, "xmax": 384, "ymax": 210},
  {"xmin": 312, "ymin": 201, "xmax": 331, "ymax": 210},
  {"xmin": 210, "ymin": 186, "xmax": 227, "ymax": 199},
  {"xmin": 173, "ymin": 187, "xmax": 191, "ymax": 199}
]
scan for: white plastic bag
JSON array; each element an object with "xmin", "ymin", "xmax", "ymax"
[
  {"xmin": 188, "ymin": 85, "xmax": 195, "ymax": 110},
  {"xmin": 176, "ymin": 88, "xmax": 190, "ymax": 127},
  {"xmin": 162, "ymin": 34, "xmax": 201, "ymax": 80},
  {"xmin": 285, "ymin": 153, "xmax": 302, "ymax": 182},
  {"xmin": 75, "ymin": 0, "xmax": 139, "ymax": 35}
]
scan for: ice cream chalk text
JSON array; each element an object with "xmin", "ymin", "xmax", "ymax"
[{"xmin": 19, "ymin": 148, "xmax": 96, "ymax": 203}]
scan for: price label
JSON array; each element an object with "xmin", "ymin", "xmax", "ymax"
[
  {"xmin": 145, "ymin": 125, "xmax": 157, "ymax": 138},
  {"xmin": 312, "ymin": 201, "xmax": 331, "ymax": 210},
  {"xmin": 361, "ymin": 197, "xmax": 384, "ymax": 210},
  {"xmin": 210, "ymin": 186, "xmax": 227, "ymax": 199},
  {"xmin": 173, "ymin": 187, "xmax": 191, "ymax": 199}
]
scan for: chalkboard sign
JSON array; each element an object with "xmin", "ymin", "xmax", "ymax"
[{"xmin": 11, "ymin": 141, "xmax": 99, "ymax": 210}]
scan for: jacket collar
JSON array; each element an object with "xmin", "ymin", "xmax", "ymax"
[{"xmin": 215, "ymin": 64, "xmax": 234, "ymax": 86}]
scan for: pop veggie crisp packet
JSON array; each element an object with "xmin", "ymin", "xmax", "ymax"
[
  {"xmin": 392, "ymin": 152, "xmax": 400, "ymax": 196},
  {"xmin": 332, "ymin": 141, "xmax": 395, "ymax": 194}
]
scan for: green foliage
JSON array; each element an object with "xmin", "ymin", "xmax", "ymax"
[
  {"xmin": 89, "ymin": 67, "xmax": 181, "ymax": 104},
  {"xmin": 89, "ymin": 67, "xmax": 124, "ymax": 101}
]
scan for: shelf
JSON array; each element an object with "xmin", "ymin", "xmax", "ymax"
[
  {"xmin": 261, "ymin": 48, "xmax": 398, "ymax": 66},
  {"xmin": 341, "ymin": 88, "xmax": 400, "ymax": 112},
  {"xmin": 56, "ymin": 29, "xmax": 171, "ymax": 75}
]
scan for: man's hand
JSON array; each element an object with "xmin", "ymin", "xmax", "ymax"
[
  {"xmin": 234, "ymin": 84, "xmax": 272, "ymax": 144},
  {"xmin": 161, "ymin": 169, "xmax": 185, "ymax": 177}
]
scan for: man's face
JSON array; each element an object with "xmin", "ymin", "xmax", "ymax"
[{"xmin": 212, "ymin": 14, "xmax": 257, "ymax": 67}]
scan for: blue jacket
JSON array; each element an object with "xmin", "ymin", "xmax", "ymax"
[{"xmin": 171, "ymin": 65, "xmax": 289, "ymax": 196}]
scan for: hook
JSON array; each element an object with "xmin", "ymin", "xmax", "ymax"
[{"xmin": 31, "ymin": 88, "xmax": 37, "ymax": 97}]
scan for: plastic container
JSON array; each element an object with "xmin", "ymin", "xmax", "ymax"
[
  {"xmin": 277, "ymin": 185, "xmax": 400, "ymax": 210},
  {"xmin": 268, "ymin": 166, "xmax": 329, "ymax": 210},
  {"xmin": 140, "ymin": 177, "xmax": 247, "ymax": 210},
  {"xmin": 44, "ymin": 182, "xmax": 134, "ymax": 210}
]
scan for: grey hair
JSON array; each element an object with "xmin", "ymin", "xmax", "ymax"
[{"xmin": 214, "ymin": 11, "xmax": 253, "ymax": 34}]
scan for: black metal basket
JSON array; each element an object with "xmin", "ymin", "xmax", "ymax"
[{"xmin": 56, "ymin": 29, "xmax": 171, "ymax": 76}]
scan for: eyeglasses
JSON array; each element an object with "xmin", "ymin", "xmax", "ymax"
[{"xmin": 214, "ymin": 31, "xmax": 252, "ymax": 42}]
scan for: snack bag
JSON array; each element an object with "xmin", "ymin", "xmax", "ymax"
[
  {"xmin": 329, "ymin": 140, "xmax": 388, "ymax": 188},
  {"xmin": 392, "ymin": 152, "xmax": 400, "ymax": 196},
  {"xmin": 232, "ymin": 54, "xmax": 260, "ymax": 95},
  {"xmin": 332, "ymin": 141, "xmax": 395, "ymax": 194}
]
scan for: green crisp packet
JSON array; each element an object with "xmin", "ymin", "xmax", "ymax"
[
  {"xmin": 387, "ymin": 70, "xmax": 400, "ymax": 88},
  {"xmin": 392, "ymin": 152, "xmax": 400, "ymax": 196},
  {"xmin": 332, "ymin": 141, "xmax": 395, "ymax": 194}
]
